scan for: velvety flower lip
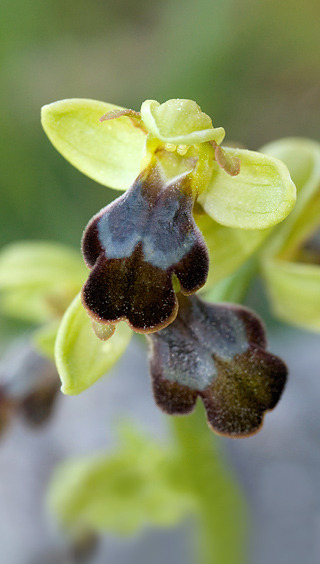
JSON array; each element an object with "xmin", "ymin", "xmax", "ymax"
[
  {"xmin": 147, "ymin": 294, "xmax": 287, "ymax": 437},
  {"xmin": 81, "ymin": 164, "xmax": 209, "ymax": 333}
]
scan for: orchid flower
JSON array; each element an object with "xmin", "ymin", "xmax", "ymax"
[
  {"xmin": 26, "ymin": 97, "xmax": 297, "ymax": 435},
  {"xmin": 41, "ymin": 98, "xmax": 295, "ymax": 331}
]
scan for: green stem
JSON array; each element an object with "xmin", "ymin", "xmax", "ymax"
[
  {"xmin": 170, "ymin": 403, "xmax": 248, "ymax": 564},
  {"xmin": 179, "ymin": 266, "xmax": 257, "ymax": 564},
  {"xmin": 169, "ymin": 267, "xmax": 256, "ymax": 564}
]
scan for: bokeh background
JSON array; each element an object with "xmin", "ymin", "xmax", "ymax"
[{"xmin": 0, "ymin": 0, "xmax": 320, "ymax": 562}]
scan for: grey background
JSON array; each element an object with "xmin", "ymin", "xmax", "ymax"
[{"xmin": 0, "ymin": 322, "xmax": 319, "ymax": 564}]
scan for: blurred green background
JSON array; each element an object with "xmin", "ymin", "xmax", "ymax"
[{"xmin": 1, "ymin": 0, "xmax": 319, "ymax": 248}]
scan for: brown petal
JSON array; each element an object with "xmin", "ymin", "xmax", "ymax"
[
  {"xmin": 201, "ymin": 348, "xmax": 287, "ymax": 437},
  {"xmin": 151, "ymin": 374, "xmax": 198, "ymax": 415},
  {"xmin": 147, "ymin": 294, "xmax": 287, "ymax": 437}
]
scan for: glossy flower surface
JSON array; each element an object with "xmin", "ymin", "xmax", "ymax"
[{"xmin": 148, "ymin": 294, "xmax": 287, "ymax": 437}]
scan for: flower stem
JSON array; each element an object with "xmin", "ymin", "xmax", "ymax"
[
  {"xmin": 170, "ymin": 399, "xmax": 248, "ymax": 564},
  {"xmin": 169, "ymin": 264, "xmax": 255, "ymax": 564}
]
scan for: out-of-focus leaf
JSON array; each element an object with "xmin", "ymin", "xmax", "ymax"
[
  {"xmin": 0, "ymin": 242, "xmax": 87, "ymax": 322},
  {"xmin": 262, "ymin": 257, "xmax": 320, "ymax": 331},
  {"xmin": 260, "ymin": 138, "xmax": 320, "ymax": 257},
  {"xmin": 55, "ymin": 293, "xmax": 132, "ymax": 395},
  {"xmin": 0, "ymin": 242, "xmax": 86, "ymax": 287},
  {"xmin": 33, "ymin": 320, "xmax": 61, "ymax": 360},
  {"xmin": 199, "ymin": 148, "xmax": 296, "ymax": 229},
  {"xmin": 260, "ymin": 139, "xmax": 320, "ymax": 331},
  {"xmin": 41, "ymin": 99, "xmax": 146, "ymax": 190},
  {"xmin": 48, "ymin": 426, "xmax": 195, "ymax": 535}
]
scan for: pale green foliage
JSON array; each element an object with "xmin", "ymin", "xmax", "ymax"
[
  {"xmin": 41, "ymin": 99, "xmax": 146, "ymax": 190},
  {"xmin": 260, "ymin": 138, "xmax": 320, "ymax": 331},
  {"xmin": 47, "ymin": 405, "xmax": 247, "ymax": 564},
  {"xmin": 261, "ymin": 138, "xmax": 320, "ymax": 253},
  {"xmin": 0, "ymin": 241, "xmax": 132, "ymax": 377},
  {"xmin": 55, "ymin": 293, "xmax": 132, "ymax": 394},
  {"xmin": 198, "ymin": 148, "xmax": 296, "ymax": 229},
  {"xmin": 262, "ymin": 259, "xmax": 320, "ymax": 330},
  {"xmin": 48, "ymin": 426, "xmax": 195, "ymax": 535},
  {"xmin": 0, "ymin": 241, "xmax": 86, "ymax": 323},
  {"xmin": 140, "ymin": 99, "xmax": 225, "ymax": 145}
]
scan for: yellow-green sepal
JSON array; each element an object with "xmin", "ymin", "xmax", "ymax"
[
  {"xmin": 262, "ymin": 257, "xmax": 320, "ymax": 331},
  {"xmin": 55, "ymin": 293, "xmax": 132, "ymax": 395},
  {"xmin": 41, "ymin": 99, "xmax": 146, "ymax": 190},
  {"xmin": 198, "ymin": 148, "xmax": 296, "ymax": 229},
  {"xmin": 260, "ymin": 138, "xmax": 320, "ymax": 256}
]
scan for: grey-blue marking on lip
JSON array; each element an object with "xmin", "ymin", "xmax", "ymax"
[
  {"xmin": 149, "ymin": 299, "xmax": 248, "ymax": 391},
  {"xmin": 97, "ymin": 170, "xmax": 197, "ymax": 270},
  {"xmin": 154, "ymin": 335, "xmax": 217, "ymax": 390},
  {"xmin": 188, "ymin": 298, "xmax": 249, "ymax": 360}
]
